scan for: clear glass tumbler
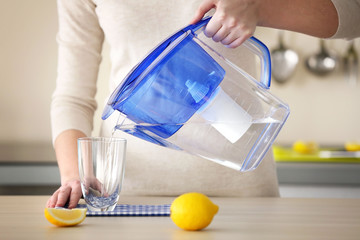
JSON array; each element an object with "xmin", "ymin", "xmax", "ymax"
[{"xmin": 78, "ymin": 137, "xmax": 126, "ymax": 211}]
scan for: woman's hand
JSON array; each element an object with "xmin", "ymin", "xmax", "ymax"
[
  {"xmin": 82, "ymin": 176, "xmax": 109, "ymax": 197},
  {"xmin": 46, "ymin": 178, "xmax": 82, "ymax": 209},
  {"xmin": 191, "ymin": 0, "xmax": 261, "ymax": 48},
  {"xmin": 191, "ymin": 0, "xmax": 339, "ymax": 44}
]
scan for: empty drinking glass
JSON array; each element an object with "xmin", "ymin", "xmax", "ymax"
[{"xmin": 78, "ymin": 137, "xmax": 126, "ymax": 211}]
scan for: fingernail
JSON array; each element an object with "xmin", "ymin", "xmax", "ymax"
[{"xmin": 55, "ymin": 206, "xmax": 66, "ymax": 209}]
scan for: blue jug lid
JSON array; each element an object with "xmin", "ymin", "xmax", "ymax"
[{"xmin": 102, "ymin": 17, "xmax": 212, "ymax": 120}]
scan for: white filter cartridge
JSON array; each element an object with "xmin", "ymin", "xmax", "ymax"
[{"xmin": 198, "ymin": 87, "xmax": 252, "ymax": 143}]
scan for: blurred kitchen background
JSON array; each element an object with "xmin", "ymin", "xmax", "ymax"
[{"xmin": 1, "ymin": 1, "xmax": 359, "ymax": 197}]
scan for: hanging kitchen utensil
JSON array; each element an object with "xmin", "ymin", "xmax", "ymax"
[
  {"xmin": 305, "ymin": 39, "xmax": 337, "ymax": 76},
  {"xmin": 271, "ymin": 31, "xmax": 299, "ymax": 84},
  {"xmin": 343, "ymin": 41, "xmax": 358, "ymax": 86}
]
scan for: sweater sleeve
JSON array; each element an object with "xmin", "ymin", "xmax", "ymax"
[
  {"xmin": 330, "ymin": 0, "xmax": 360, "ymax": 39},
  {"xmin": 51, "ymin": 0, "xmax": 104, "ymax": 144}
]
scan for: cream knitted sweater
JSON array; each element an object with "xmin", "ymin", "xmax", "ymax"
[{"xmin": 51, "ymin": 0, "xmax": 359, "ymax": 196}]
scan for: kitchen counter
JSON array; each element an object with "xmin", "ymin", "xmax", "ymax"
[
  {"xmin": 1, "ymin": 196, "xmax": 359, "ymax": 240},
  {"xmin": 276, "ymin": 162, "xmax": 360, "ymax": 185}
]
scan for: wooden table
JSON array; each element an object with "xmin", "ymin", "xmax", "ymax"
[{"xmin": 1, "ymin": 196, "xmax": 359, "ymax": 240}]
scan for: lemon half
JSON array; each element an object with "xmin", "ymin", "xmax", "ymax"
[
  {"xmin": 44, "ymin": 208, "xmax": 87, "ymax": 227},
  {"xmin": 170, "ymin": 192, "xmax": 219, "ymax": 231}
]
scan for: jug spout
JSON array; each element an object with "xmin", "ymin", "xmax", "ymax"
[{"xmin": 102, "ymin": 102, "xmax": 115, "ymax": 120}]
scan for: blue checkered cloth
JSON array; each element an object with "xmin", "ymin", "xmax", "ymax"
[{"xmin": 77, "ymin": 204, "xmax": 171, "ymax": 216}]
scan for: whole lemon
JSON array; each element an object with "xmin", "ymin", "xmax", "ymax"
[
  {"xmin": 293, "ymin": 141, "xmax": 318, "ymax": 154},
  {"xmin": 345, "ymin": 141, "xmax": 360, "ymax": 151},
  {"xmin": 170, "ymin": 192, "xmax": 219, "ymax": 231}
]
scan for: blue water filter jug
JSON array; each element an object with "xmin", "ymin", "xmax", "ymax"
[{"xmin": 102, "ymin": 17, "xmax": 290, "ymax": 171}]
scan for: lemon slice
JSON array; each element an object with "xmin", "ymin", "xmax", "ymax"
[
  {"xmin": 44, "ymin": 208, "xmax": 87, "ymax": 227},
  {"xmin": 170, "ymin": 192, "xmax": 219, "ymax": 231}
]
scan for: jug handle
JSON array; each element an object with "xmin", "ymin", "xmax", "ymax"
[
  {"xmin": 242, "ymin": 37, "xmax": 271, "ymax": 89},
  {"xmin": 185, "ymin": 17, "xmax": 272, "ymax": 89}
]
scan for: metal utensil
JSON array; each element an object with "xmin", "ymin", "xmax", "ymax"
[
  {"xmin": 343, "ymin": 41, "xmax": 358, "ymax": 86},
  {"xmin": 305, "ymin": 39, "xmax": 337, "ymax": 76},
  {"xmin": 271, "ymin": 31, "xmax": 299, "ymax": 84}
]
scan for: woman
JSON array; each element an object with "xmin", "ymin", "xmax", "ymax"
[{"xmin": 47, "ymin": 0, "xmax": 360, "ymax": 209}]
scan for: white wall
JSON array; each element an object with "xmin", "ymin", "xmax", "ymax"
[
  {"xmin": 0, "ymin": 0, "xmax": 57, "ymax": 143},
  {"xmin": 1, "ymin": 1, "xmax": 359, "ymax": 146},
  {"xmin": 0, "ymin": 0, "xmax": 110, "ymax": 143}
]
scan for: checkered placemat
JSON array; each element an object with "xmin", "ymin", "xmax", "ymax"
[{"xmin": 77, "ymin": 204, "xmax": 171, "ymax": 216}]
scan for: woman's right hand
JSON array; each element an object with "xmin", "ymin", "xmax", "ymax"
[
  {"xmin": 46, "ymin": 178, "xmax": 82, "ymax": 209},
  {"xmin": 190, "ymin": 0, "xmax": 261, "ymax": 48}
]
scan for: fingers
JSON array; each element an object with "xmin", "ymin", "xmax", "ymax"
[
  {"xmin": 56, "ymin": 186, "xmax": 72, "ymax": 207},
  {"xmin": 205, "ymin": 24, "xmax": 252, "ymax": 48},
  {"xmin": 88, "ymin": 178, "xmax": 108, "ymax": 197},
  {"xmin": 203, "ymin": 16, "xmax": 223, "ymax": 38},
  {"xmin": 94, "ymin": 179, "xmax": 103, "ymax": 191},
  {"xmin": 225, "ymin": 32, "xmax": 252, "ymax": 48},
  {"xmin": 205, "ymin": 11, "xmax": 255, "ymax": 48},
  {"xmin": 190, "ymin": 0, "xmax": 216, "ymax": 24},
  {"xmin": 46, "ymin": 187, "xmax": 70, "ymax": 208},
  {"xmin": 45, "ymin": 180, "xmax": 82, "ymax": 209},
  {"xmin": 68, "ymin": 185, "xmax": 83, "ymax": 209},
  {"xmin": 220, "ymin": 26, "xmax": 253, "ymax": 47},
  {"xmin": 46, "ymin": 190, "xmax": 59, "ymax": 208}
]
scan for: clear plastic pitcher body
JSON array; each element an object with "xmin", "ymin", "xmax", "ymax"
[{"xmin": 103, "ymin": 17, "xmax": 290, "ymax": 172}]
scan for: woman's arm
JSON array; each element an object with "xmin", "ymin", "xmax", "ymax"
[
  {"xmin": 258, "ymin": 0, "xmax": 338, "ymax": 37},
  {"xmin": 47, "ymin": 129, "xmax": 85, "ymax": 208},
  {"xmin": 191, "ymin": 0, "xmax": 339, "ymax": 48},
  {"xmin": 47, "ymin": 0, "xmax": 104, "ymax": 208}
]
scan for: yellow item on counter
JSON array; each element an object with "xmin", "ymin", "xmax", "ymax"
[
  {"xmin": 44, "ymin": 208, "xmax": 87, "ymax": 227},
  {"xmin": 170, "ymin": 192, "xmax": 219, "ymax": 231},
  {"xmin": 345, "ymin": 142, "xmax": 360, "ymax": 152},
  {"xmin": 292, "ymin": 141, "xmax": 319, "ymax": 154}
]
